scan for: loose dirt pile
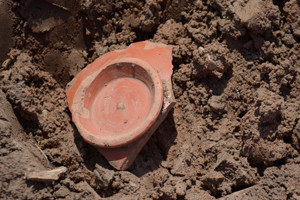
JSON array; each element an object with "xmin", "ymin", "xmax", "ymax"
[{"xmin": 0, "ymin": 0, "xmax": 299, "ymax": 199}]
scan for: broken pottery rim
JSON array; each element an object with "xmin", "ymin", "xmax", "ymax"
[{"xmin": 71, "ymin": 57, "xmax": 164, "ymax": 148}]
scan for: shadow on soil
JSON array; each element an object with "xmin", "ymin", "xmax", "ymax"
[
  {"xmin": 72, "ymin": 109, "xmax": 178, "ymax": 176},
  {"xmin": 130, "ymin": 109, "xmax": 178, "ymax": 176},
  {"xmin": 72, "ymin": 123, "xmax": 114, "ymax": 172}
]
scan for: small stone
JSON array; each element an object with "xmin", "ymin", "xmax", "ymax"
[
  {"xmin": 160, "ymin": 161, "xmax": 168, "ymax": 168},
  {"xmin": 185, "ymin": 189, "xmax": 215, "ymax": 200},
  {"xmin": 85, "ymin": 28, "xmax": 91, "ymax": 36},
  {"xmin": 94, "ymin": 164, "xmax": 115, "ymax": 188},
  {"xmin": 54, "ymin": 186, "xmax": 69, "ymax": 198},
  {"xmin": 202, "ymin": 171, "xmax": 226, "ymax": 196},
  {"xmin": 1, "ymin": 58, "xmax": 11, "ymax": 69},
  {"xmin": 129, "ymin": 182, "xmax": 137, "ymax": 188},
  {"xmin": 160, "ymin": 185, "xmax": 176, "ymax": 199},
  {"xmin": 129, "ymin": 15, "xmax": 140, "ymax": 29},
  {"xmin": 66, "ymin": 49, "xmax": 86, "ymax": 77},
  {"xmin": 186, "ymin": 179, "xmax": 192, "ymax": 187},
  {"xmin": 282, "ymin": 34, "xmax": 296, "ymax": 46},
  {"xmin": 208, "ymin": 95, "xmax": 226, "ymax": 113},
  {"xmin": 235, "ymin": 0, "xmax": 279, "ymax": 35},
  {"xmin": 175, "ymin": 181, "xmax": 187, "ymax": 196}
]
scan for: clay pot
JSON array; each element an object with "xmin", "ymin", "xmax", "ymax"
[{"xmin": 66, "ymin": 41, "xmax": 175, "ymax": 170}]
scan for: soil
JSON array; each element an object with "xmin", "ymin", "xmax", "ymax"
[{"xmin": 0, "ymin": 0, "xmax": 299, "ymax": 199}]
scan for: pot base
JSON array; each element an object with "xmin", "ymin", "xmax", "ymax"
[{"xmin": 98, "ymin": 79, "xmax": 175, "ymax": 170}]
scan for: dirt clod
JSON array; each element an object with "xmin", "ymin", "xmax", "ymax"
[{"xmin": 26, "ymin": 166, "xmax": 67, "ymax": 182}]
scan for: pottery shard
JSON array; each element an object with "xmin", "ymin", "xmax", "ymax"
[
  {"xmin": 26, "ymin": 166, "xmax": 67, "ymax": 182},
  {"xmin": 208, "ymin": 95, "xmax": 226, "ymax": 113}
]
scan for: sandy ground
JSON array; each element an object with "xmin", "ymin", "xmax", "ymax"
[{"xmin": 0, "ymin": 0, "xmax": 300, "ymax": 199}]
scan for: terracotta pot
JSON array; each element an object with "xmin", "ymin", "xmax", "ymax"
[{"xmin": 66, "ymin": 41, "xmax": 175, "ymax": 170}]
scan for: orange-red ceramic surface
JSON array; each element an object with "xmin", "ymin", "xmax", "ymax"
[{"xmin": 66, "ymin": 41, "xmax": 175, "ymax": 170}]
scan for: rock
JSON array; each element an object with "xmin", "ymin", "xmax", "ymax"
[
  {"xmin": 1, "ymin": 58, "xmax": 11, "ymax": 70},
  {"xmin": 175, "ymin": 181, "xmax": 187, "ymax": 196},
  {"xmin": 202, "ymin": 171, "xmax": 228, "ymax": 196},
  {"xmin": 0, "ymin": 0, "xmax": 14, "ymax": 63},
  {"xmin": 26, "ymin": 166, "xmax": 67, "ymax": 182},
  {"xmin": 31, "ymin": 17, "xmax": 64, "ymax": 33},
  {"xmin": 235, "ymin": 0, "xmax": 280, "ymax": 34},
  {"xmin": 139, "ymin": 1, "xmax": 161, "ymax": 32},
  {"xmin": 208, "ymin": 95, "xmax": 226, "ymax": 113},
  {"xmin": 94, "ymin": 164, "xmax": 115, "ymax": 188},
  {"xmin": 282, "ymin": 34, "xmax": 296, "ymax": 46},
  {"xmin": 219, "ymin": 161, "xmax": 300, "ymax": 199},
  {"xmin": 185, "ymin": 189, "xmax": 215, "ymax": 200},
  {"xmin": 43, "ymin": 49, "xmax": 86, "ymax": 84},
  {"xmin": 19, "ymin": 0, "xmax": 85, "ymax": 49},
  {"xmin": 283, "ymin": 0, "xmax": 300, "ymax": 38},
  {"xmin": 193, "ymin": 43, "xmax": 233, "ymax": 79},
  {"xmin": 214, "ymin": 152, "xmax": 258, "ymax": 189},
  {"xmin": 66, "ymin": 49, "xmax": 86, "ymax": 77},
  {"xmin": 257, "ymin": 90, "xmax": 283, "ymax": 125},
  {"xmin": 242, "ymin": 139, "xmax": 293, "ymax": 167},
  {"xmin": 170, "ymin": 147, "xmax": 191, "ymax": 176},
  {"xmin": 201, "ymin": 151, "xmax": 258, "ymax": 196},
  {"xmin": 219, "ymin": 185, "xmax": 261, "ymax": 200},
  {"xmin": 54, "ymin": 186, "xmax": 69, "ymax": 198},
  {"xmin": 153, "ymin": 19, "xmax": 186, "ymax": 44},
  {"xmin": 160, "ymin": 184, "xmax": 176, "ymax": 199},
  {"xmin": 128, "ymin": 14, "xmax": 140, "ymax": 29}
]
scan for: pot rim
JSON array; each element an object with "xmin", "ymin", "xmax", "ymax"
[{"xmin": 71, "ymin": 57, "xmax": 164, "ymax": 148}]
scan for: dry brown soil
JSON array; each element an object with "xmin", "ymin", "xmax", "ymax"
[{"xmin": 0, "ymin": 0, "xmax": 300, "ymax": 199}]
